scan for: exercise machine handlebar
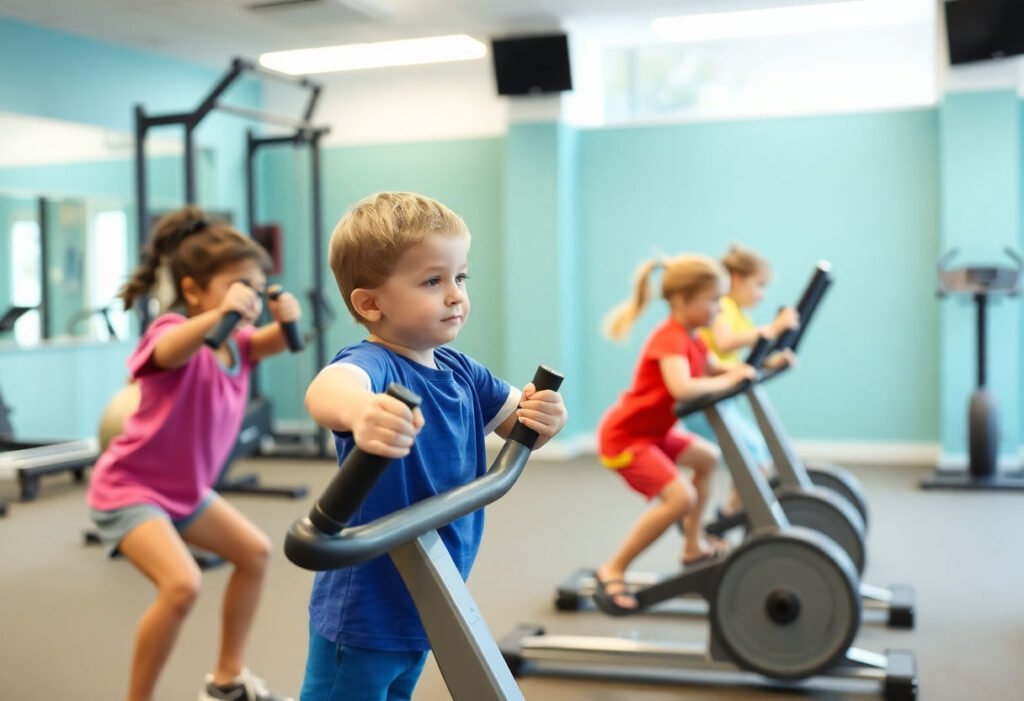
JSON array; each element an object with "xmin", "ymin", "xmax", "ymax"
[
  {"xmin": 285, "ymin": 365, "xmax": 564, "ymax": 571},
  {"xmin": 677, "ymin": 263, "xmax": 833, "ymax": 419},
  {"xmin": 203, "ymin": 285, "xmax": 304, "ymax": 351}
]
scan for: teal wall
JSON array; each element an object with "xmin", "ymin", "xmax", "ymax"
[
  {"xmin": 0, "ymin": 341, "xmax": 134, "ymax": 439},
  {"xmin": 577, "ymin": 109, "xmax": 941, "ymax": 442}
]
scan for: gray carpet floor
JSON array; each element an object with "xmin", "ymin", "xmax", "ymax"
[{"xmin": 1, "ymin": 456, "xmax": 1021, "ymax": 700}]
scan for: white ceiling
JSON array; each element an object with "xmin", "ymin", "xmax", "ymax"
[{"xmin": 0, "ymin": 0, "xmax": 849, "ymax": 68}]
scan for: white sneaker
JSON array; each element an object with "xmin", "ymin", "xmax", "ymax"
[{"xmin": 198, "ymin": 668, "xmax": 294, "ymax": 701}]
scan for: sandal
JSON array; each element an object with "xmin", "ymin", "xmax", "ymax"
[
  {"xmin": 592, "ymin": 571, "xmax": 639, "ymax": 616},
  {"xmin": 681, "ymin": 538, "xmax": 730, "ymax": 568}
]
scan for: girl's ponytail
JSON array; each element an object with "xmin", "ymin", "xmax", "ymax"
[
  {"xmin": 603, "ymin": 259, "xmax": 662, "ymax": 341},
  {"xmin": 119, "ymin": 206, "xmax": 210, "ymax": 310}
]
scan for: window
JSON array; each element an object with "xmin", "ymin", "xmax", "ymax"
[
  {"xmin": 89, "ymin": 210, "xmax": 130, "ymax": 340},
  {"xmin": 10, "ymin": 220, "xmax": 41, "ymax": 345}
]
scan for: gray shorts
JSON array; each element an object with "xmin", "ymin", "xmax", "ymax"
[{"xmin": 89, "ymin": 491, "xmax": 216, "ymax": 557}]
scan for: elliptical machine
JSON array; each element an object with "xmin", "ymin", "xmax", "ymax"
[
  {"xmin": 285, "ymin": 367, "xmax": 563, "ymax": 701},
  {"xmin": 555, "ymin": 263, "xmax": 914, "ymax": 629},
  {"xmin": 923, "ymin": 247, "xmax": 1024, "ymax": 490},
  {"xmin": 501, "ymin": 359, "xmax": 917, "ymax": 698}
]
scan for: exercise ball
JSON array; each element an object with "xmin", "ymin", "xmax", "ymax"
[{"xmin": 97, "ymin": 382, "xmax": 140, "ymax": 452}]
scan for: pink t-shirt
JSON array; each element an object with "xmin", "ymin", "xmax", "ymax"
[{"xmin": 87, "ymin": 313, "xmax": 256, "ymax": 519}]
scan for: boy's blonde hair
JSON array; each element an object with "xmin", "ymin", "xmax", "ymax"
[
  {"xmin": 722, "ymin": 243, "xmax": 772, "ymax": 280},
  {"xmin": 604, "ymin": 254, "xmax": 726, "ymax": 340},
  {"xmin": 329, "ymin": 192, "xmax": 470, "ymax": 323}
]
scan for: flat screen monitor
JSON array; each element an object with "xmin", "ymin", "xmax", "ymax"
[
  {"xmin": 945, "ymin": 0, "xmax": 1024, "ymax": 65},
  {"xmin": 491, "ymin": 33, "xmax": 572, "ymax": 95}
]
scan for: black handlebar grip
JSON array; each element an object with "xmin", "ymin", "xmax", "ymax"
[
  {"xmin": 507, "ymin": 365, "xmax": 565, "ymax": 450},
  {"xmin": 308, "ymin": 384, "xmax": 422, "ymax": 535},
  {"xmin": 268, "ymin": 286, "xmax": 304, "ymax": 352},
  {"xmin": 203, "ymin": 311, "xmax": 242, "ymax": 349},
  {"xmin": 745, "ymin": 335, "xmax": 772, "ymax": 368}
]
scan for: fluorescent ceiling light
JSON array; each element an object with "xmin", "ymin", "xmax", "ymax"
[
  {"xmin": 260, "ymin": 34, "xmax": 487, "ymax": 75},
  {"xmin": 652, "ymin": 1, "xmax": 917, "ymax": 43}
]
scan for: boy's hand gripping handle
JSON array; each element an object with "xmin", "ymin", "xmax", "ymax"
[
  {"xmin": 202, "ymin": 285, "xmax": 304, "ymax": 351},
  {"xmin": 308, "ymin": 384, "xmax": 422, "ymax": 535},
  {"xmin": 507, "ymin": 365, "xmax": 565, "ymax": 449}
]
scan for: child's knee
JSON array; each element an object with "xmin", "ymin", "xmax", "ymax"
[
  {"xmin": 689, "ymin": 439, "xmax": 720, "ymax": 472},
  {"xmin": 660, "ymin": 479, "xmax": 697, "ymax": 515},
  {"xmin": 238, "ymin": 532, "xmax": 272, "ymax": 574},
  {"xmin": 160, "ymin": 570, "xmax": 201, "ymax": 616}
]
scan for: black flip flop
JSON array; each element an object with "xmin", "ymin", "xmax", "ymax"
[
  {"xmin": 592, "ymin": 572, "xmax": 639, "ymax": 617},
  {"xmin": 681, "ymin": 540, "xmax": 729, "ymax": 568}
]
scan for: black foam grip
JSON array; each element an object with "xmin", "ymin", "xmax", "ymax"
[
  {"xmin": 745, "ymin": 336, "xmax": 772, "ymax": 367},
  {"xmin": 203, "ymin": 311, "xmax": 242, "ymax": 349},
  {"xmin": 268, "ymin": 286, "xmax": 304, "ymax": 352},
  {"xmin": 507, "ymin": 365, "xmax": 565, "ymax": 449},
  {"xmin": 308, "ymin": 384, "xmax": 422, "ymax": 535}
]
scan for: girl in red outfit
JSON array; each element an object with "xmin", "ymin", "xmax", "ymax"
[{"xmin": 595, "ymin": 254, "xmax": 756, "ymax": 612}]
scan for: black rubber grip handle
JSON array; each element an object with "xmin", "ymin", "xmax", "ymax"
[
  {"xmin": 269, "ymin": 286, "xmax": 304, "ymax": 352},
  {"xmin": 203, "ymin": 311, "xmax": 242, "ymax": 349},
  {"xmin": 308, "ymin": 384, "xmax": 422, "ymax": 535},
  {"xmin": 507, "ymin": 365, "xmax": 565, "ymax": 449},
  {"xmin": 745, "ymin": 335, "xmax": 772, "ymax": 367}
]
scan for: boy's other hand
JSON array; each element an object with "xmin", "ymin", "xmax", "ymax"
[{"xmin": 516, "ymin": 383, "xmax": 568, "ymax": 438}]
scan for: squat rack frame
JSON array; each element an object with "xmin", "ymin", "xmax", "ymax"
[{"xmin": 133, "ymin": 56, "xmax": 331, "ymax": 458}]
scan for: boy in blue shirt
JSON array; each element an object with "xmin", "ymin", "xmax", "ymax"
[{"xmin": 301, "ymin": 191, "xmax": 567, "ymax": 701}]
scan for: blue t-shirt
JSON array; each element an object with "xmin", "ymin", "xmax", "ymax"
[{"xmin": 308, "ymin": 341, "xmax": 514, "ymax": 651}]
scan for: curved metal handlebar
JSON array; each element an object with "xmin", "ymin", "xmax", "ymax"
[
  {"xmin": 678, "ymin": 263, "xmax": 833, "ymax": 418},
  {"xmin": 285, "ymin": 365, "xmax": 564, "ymax": 571}
]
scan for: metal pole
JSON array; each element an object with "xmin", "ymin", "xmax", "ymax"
[
  {"xmin": 310, "ymin": 130, "xmax": 328, "ymax": 457},
  {"xmin": 246, "ymin": 129, "xmax": 257, "ymax": 234},
  {"xmin": 37, "ymin": 197, "xmax": 51, "ymax": 340},
  {"xmin": 134, "ymin": 105, "xmax": 154, "ymax": 331},
  {"xmin": 184, "ymin": 122, "xmax": 196, "ymax": 204},
  {"xmin": 976, "ymin": 293, "xmax": 987, "ymax": 388}
]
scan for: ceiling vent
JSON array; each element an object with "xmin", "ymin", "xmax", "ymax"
[{"xmin": 247, "ymin": 0, "xmax": 393, "ymax": 27}]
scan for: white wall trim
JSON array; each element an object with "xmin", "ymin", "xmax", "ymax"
[
  {"xmin": 792, "ymin": 440, "xmax": 940, "ymax": 467},
  {"xmin": 936, "ymin": 450, "xmax": 1024, "ymax": 472}
]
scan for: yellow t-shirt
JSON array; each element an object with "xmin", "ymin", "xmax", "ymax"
[{"xmin": 699, "ymin": 296, "xmax": 754, "ymax": 363}]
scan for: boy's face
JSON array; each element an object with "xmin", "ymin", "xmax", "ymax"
[{"xmin": 366, "ymin": 231, "xmax": 471, "ymax": 351}]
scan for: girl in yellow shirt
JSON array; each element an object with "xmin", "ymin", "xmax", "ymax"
[{"xmin": 693, "ymin": 244, "xmax": 799, "ymax": 516}]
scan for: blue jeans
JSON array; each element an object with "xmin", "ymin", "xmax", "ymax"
[{"xmin": 300, "ymin": 622, "xmax": 429, "ymax": 701}]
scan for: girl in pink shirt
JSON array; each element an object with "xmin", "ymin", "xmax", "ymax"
[{"xmin": 87, "ymin": 206, "xmax": 299, "ymax": 701}]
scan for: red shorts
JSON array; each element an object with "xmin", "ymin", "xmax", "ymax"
[{"xmin": 600, "ymin": 429, "xmax": 695, "ymax": 500}]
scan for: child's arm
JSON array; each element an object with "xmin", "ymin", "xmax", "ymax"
[
  {"xmin": 659, "ymin": 355, "xmax": 756, "ymax": 402},
  {"xmin": 151, "ymin": 282, "xmax": 259, "ymax": 369},
  {"xmin": 305, "ymin": 365, "xmax": 423, "ymax": 458},
  {"xmin": 250, "ymin": 290, "xmax": 302, "ymax": 362},
  {"xmin": 708, "ymin": 306, "xmax": 800, "ymax": 354},
  {"xmin": 492, "ymin": 383, "xmax": 568, "ymax": 450}
]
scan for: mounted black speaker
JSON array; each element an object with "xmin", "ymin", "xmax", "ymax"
[
  {"xmin": 945, "ymin": 0, "xmax": 1024, "ymax": 65},
  {"xmin": 490, "ymin": 33, "xmax": 572, "ymax": 96}
]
